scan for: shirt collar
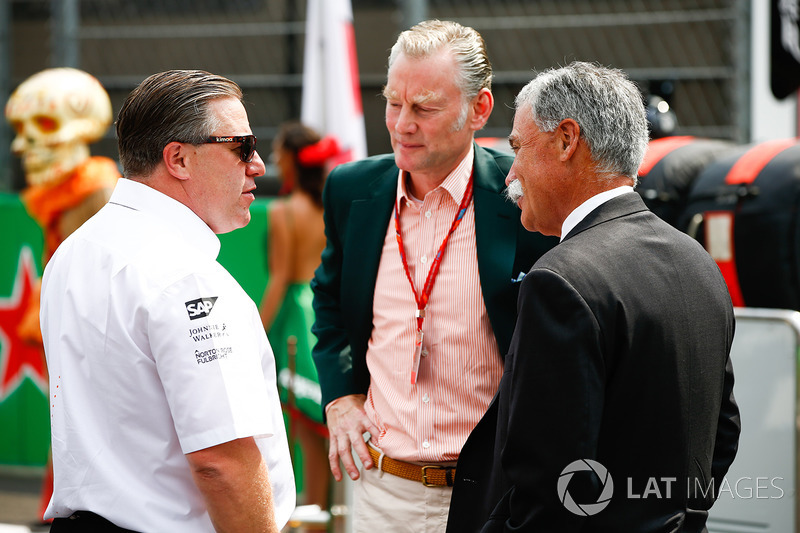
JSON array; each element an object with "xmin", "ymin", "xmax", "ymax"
[
  {"xmin": 560, "ymin": 185, "xmax": 634, "ymax": 242},
  {"xmin": 109, "ymin": 178, "xmax": 222, "ymax": 259},
  {"xmin": 396, "ymin": 144, "xmax": 474, "ymax": 206}
]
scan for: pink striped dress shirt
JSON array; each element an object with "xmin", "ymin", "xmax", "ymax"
[{"xmin": 364, "ymin": 147, "xmax": 503, "ymax": 463}]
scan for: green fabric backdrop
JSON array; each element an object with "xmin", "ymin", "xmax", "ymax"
[{"xmin": 0, "ymin": 194, "xmax": 276, "ymax": 468}]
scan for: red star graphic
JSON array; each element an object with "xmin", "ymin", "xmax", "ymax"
[{"xmin": 0, "ymin": 247, "xmax": 47, "ymax": 398}]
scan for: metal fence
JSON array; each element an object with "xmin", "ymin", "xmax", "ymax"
[{"xmin": 0, "ymin": 0, "xmax": 749, "ymax": 192}]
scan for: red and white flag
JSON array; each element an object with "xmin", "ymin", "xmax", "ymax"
[{"xmin": 301, "ymin": 0, "xmax": 367, "ymax": 164}]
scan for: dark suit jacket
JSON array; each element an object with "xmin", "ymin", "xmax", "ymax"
[
  {"xmin": 448, "ymin": 193, "xmax": 740, "ymax": 533},
  {"xmin": 310, "ymin": 144, "xmax": 557, "ymax": 412}
]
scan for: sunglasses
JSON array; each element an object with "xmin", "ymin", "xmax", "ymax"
[{"xmin": 203, "ymin": 135, "xmax": 257, "ymax": 163}]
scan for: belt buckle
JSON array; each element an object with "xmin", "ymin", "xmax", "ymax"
[{"xmin": 421, "ymin": 464, "xmax": 446, "ymax": 487}]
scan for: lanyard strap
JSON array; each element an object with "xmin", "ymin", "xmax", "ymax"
[{"xmin": 394, "ymin": 171, "xmax": 475, "ymax": 331}]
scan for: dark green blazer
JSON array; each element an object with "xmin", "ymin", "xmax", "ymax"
[{"xmin": 310, "ymin": 143, "xmax": 557, "ymax": 412}]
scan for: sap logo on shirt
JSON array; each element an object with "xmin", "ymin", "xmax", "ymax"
[{"xmin": 185, "ymin": 296, "xmax": 219, "ymax": 320}]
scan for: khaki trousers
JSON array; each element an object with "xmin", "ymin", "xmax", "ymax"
[{"xmin": 352, "ymin": 462, "xmax": 454, "ymax": 533}]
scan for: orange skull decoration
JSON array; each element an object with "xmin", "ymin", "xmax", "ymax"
[{"xmin": 5, "ymin": 68, "xmax": 112, "ymax": 187}]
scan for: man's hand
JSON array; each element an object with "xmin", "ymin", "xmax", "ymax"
[{"xmin": 325, "ymin": 394, "xmax": 380, "ymax": 481}]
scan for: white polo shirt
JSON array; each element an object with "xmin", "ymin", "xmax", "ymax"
[{"xmin": 40, "ymin": 178, "xmax": 294, "ymax": 532}]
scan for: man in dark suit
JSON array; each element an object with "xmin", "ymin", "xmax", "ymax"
[
  {"xmin": 447, "ymin": 61, "xmax": 740, "ymax": 533},
  {"xmin": 311, "ymin": 20, "xmax": 555, "ymax": 532}
]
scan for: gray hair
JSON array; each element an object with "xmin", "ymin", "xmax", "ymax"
[
  {"xmin": 116, "ymin": 69, "xmax": 243, "ymax": 178},
  {"xmin": 388, "ymin": 19, "xmax": 493, "ymax": 104},
  {"xmin": 515, "ymin": 61, "xmax": 648, "ymax": 182}
]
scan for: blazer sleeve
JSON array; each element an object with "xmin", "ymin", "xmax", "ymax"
[
  {"xmin": 310, "ymin": 166, "xmax": 361, "ymax": 414},
  {"xmin": 711, "ymin": 351, "xmax": 740, "ymax": 494}
]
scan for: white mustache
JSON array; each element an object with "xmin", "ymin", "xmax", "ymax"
[{"xmin": 504, "ymin": 179, "xmax": 524, "ymax": 204}]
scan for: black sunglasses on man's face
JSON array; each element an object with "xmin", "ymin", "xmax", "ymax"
[{"xmin": 203, "ymin": 135, "xmax": 257, "ymax": 163}]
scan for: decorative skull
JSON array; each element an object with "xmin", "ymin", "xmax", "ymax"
[{"xmin": 5, "ymin": 68, "xmax": 112, "ymax": 187}]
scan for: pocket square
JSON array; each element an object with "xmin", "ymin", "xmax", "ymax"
[{"xmin": 512, "ymin": 272, "xmax": 526, "ymax": 283}]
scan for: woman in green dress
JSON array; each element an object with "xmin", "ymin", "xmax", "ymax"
[{"xmin": 260, "ymin": 121, "xmax": 338, "ymax": 514}]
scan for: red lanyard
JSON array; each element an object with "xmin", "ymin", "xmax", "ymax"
[{"xmin": 394, "ymin": 172, "xmax": 474, "ymax": 383}]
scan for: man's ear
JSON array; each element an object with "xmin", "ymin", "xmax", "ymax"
[
  {"xmin": 163, "ymin": 141, "xmax": 191, "ymax": 181},
  {"xmin": 556, "ymin": 119, "xmax": 581, "ymax": 161},
  {"xmin": 469, "ymin": 88, "xmax": 494, "ymax": 131}
]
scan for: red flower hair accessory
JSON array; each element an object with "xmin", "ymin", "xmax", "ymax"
[{"xmin": 298, "ymin": 136, "xmax": 341, "ymax": 167}]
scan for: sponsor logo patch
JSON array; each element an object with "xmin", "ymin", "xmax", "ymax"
[
  {"xmin": 185, "ymin": 296, "xmax": 218, "ymax": 320},
  {"xmin": 195, "ymin": 346, "xmax": 233, "ymax": 364}
]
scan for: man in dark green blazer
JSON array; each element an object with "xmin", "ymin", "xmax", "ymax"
[{"xmin": 310, "ymin": 19, "xmax": 555, "ymax": 531}]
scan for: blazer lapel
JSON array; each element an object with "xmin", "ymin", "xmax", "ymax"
[
  {"xmin": 474, "ymin": 187, "xmax": 519, "ymax": 305},
  {"xmin": 341, "ymin": 166, "xmax": 398, "ymax": 350},
  {"xmin": 472, "ymin": 146, "xmax": 520, "ymax": 349}
]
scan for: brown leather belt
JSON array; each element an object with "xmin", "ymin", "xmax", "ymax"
[{"xmin": 368, "ymin": 445, "xmax": 456, "ymax": 487}]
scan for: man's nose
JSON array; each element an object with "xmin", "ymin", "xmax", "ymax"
[
  {"xmin": 505, "ymin": 166, "xmax": 516, "ymax": 186},
  {"xmin": 394, "ymin": 105, "xmax": 417, "ymax": 134},
  {"xmin": 248, "ymin": 150, "xmax": 267, "ymax": 176}
]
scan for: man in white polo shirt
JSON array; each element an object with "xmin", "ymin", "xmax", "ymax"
[{"xmin": 40, "ymin": 70, "xmax": 294, "ymax": 532}]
